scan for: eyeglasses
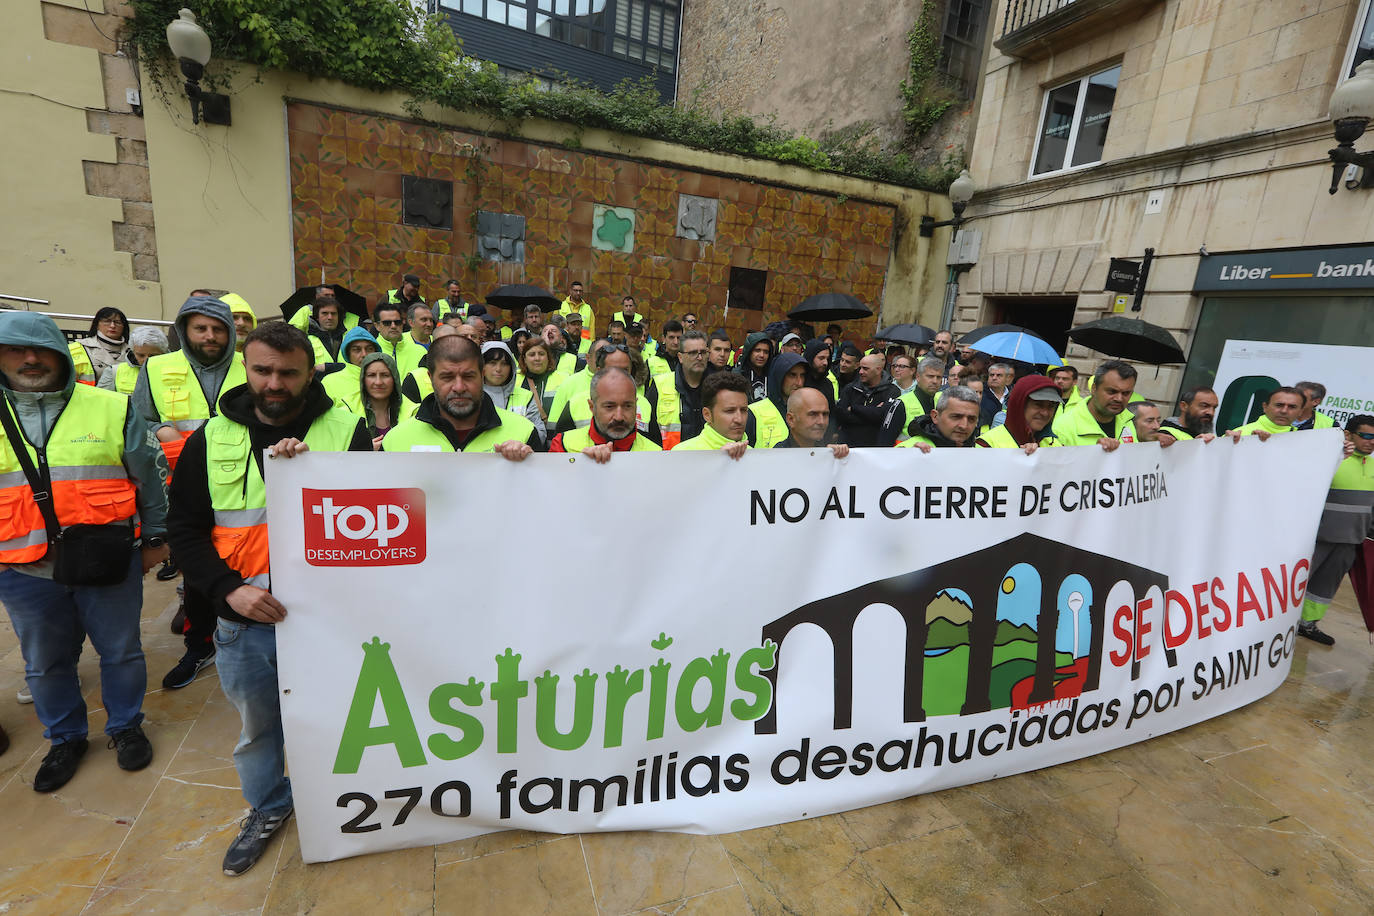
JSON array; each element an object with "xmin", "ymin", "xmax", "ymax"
[
  {"xmin": 378, "ymin": 319, "xmax": 403, "ymax": 326},
  {"xmin": 98, "ymin": 317, "xmax": 124, "ymax": 326},
  {"xmin": 682, "ymin": 349, "xmax": 708, "ymax": 358},
  {"xmin": 683, "ymin": 318, "xmax": 698, "ymax": 324}
]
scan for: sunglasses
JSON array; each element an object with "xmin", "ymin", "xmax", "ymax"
[
  {"xmin": 378, "ymin": 319, "xmax": 403, "ymax": 326},
  {"xmin": 1354, "ymin": 431, "xmax": 1374, "ymax": 441}
]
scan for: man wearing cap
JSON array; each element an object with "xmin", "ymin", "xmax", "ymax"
[
  {"xmin": 0, "ymin": 312, "xmax": 170, "ymax": 792},
  {"xmin": 132, "ymin": 295, "xmax": 246, "ymax": 690},
  {"xmin": 778, "ymin": 332, "xmax": 805, "ymax": 357},
  {"xmin": 387, "ymin": 273, "xmax": 425, "ymax": 308},
  {"xmin": 549, "ymin": 368, "xmax": 661, "ymax": 458},
  {"xmin": 976, "ymin": 376, "xmax": 1063, "ymax": 453},
  {"xmin": 563, "ymin": 310, "xmax": 591, "ymax": 355}
]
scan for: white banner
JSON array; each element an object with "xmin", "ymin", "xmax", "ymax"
[
  {"xmin": 268, "ymin": 433, "xmax": 1340, "ymax": 863},
  {"xmin": 1213, "ymin": 339, "xmax": 1374, "ymax": 432}
]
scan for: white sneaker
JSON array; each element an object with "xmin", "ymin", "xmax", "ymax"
[{"xmin": 17, "ymin": 676, "xmax": 80, "ymax": 704}]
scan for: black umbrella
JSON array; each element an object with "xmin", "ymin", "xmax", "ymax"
[
  {"xmin": 957, "ymin": 323, "xmax": 1051, "ymax": 348},
  {"xmin": 485, "ymin": 284, "xmax": 561, "ymax": 312},
  {"xmin": 1066, "ymin": 316, "xmax": 1185, "ymax": 364},
  {"xmin": 788, "ymin": 293, "xmax": 872, "ymax": 322},
  {"xmin": 875, "ymin": 323, "xmax": 936, "ymax": 347},
  {"xmin": 278, "ymin": 284, "xmax": 370, "ymax": 324}
]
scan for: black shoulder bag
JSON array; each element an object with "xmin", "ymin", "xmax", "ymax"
[{"xmin": 0, "ymin": 400, "xmax": 135, "ymax": 585}]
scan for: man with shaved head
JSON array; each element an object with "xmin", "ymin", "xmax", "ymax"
[
  {"xmin": 833, "ymin": 353, "xmax": 900, "ymax": 447},
  {"xmin": 776, "ymin": 387, "xmax": 849, "ymax": 457}
]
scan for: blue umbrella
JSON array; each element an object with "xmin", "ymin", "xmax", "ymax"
[{"xmin": 969, "ymin": 330, "xmax": 1061, "ymax": 365}]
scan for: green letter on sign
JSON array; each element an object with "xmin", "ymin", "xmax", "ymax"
[{"xmin": 333, "ymin": 637, "xmax": 427, "ymax": 774}]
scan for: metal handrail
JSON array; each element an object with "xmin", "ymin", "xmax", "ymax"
[
  {"xmin": 1000, "ymin": 0, "xmax": 1078, "ymax": 37},
  {"xmin": 0, "ymin": 299, "xmax": 175, "ymax": 328}
]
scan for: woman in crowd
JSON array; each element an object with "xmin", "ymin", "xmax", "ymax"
[
  {"xmin": 98, "ymin": 325, "xmax": 168, "ymax": 395},
  {"xmin": 358, "ymin": 352, "xmax": 406, "ymax": 449},
  {"xmin": 482, "ymin": 341, "xmax": 545, "ymax": 442},
  {"xmin": 77, "ymin": 307, "xmax": 130, "ymax": 381},
  {"xmin": 517, "ymin": 339, "xmax": 566, "ymax": 419}
]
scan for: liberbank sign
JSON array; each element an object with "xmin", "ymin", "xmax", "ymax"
[{"xmin": 1194, "ymin": 243, "xmax": 1374, "ymax": 292}]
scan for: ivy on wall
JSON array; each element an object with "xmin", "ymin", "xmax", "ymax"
[
  {"xmin": 127, "ymin": 0, "xmax": 958, "ymax": 192},
  {"xmin": 899, "ymin": 0, "xmax": 958, "ymax": 141}
]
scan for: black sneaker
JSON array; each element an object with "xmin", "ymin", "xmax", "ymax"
[
  {"xmin": 1298, "ymin": 622, "xmax": 1336, "ymax": 646},
  {"xmin": 156, "ymin": 559, "xmax": 180, "ymax": 581},
  {"xmin": 108, "ymin": 723, "xmax": 153, "ymax": 771},
  {"xmin": 222, "ymin": 807, "xmax": 292, "ymax": 877},
  {"xmin": 161, "ymin": 647, "xmax": 215, "ymax": 689},
  {"xmin": 33, "ymin": 738, "xmax": 88, "ymax": 792}
]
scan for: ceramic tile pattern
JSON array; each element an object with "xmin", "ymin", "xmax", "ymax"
[
  {"xmin": 286, "ymin": 103, "xmax": 893, "ymax": 340},
  {"xmin": 4, "ymin": 577, "xmax": 1374, "ymax": 913}
]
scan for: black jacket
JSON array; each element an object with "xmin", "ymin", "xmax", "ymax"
[
  {"xmin": 167, "ymin": 381, "xmax": 372, "ymax": 624},
  {"xmin": 415, "ymin": 390, "xmax": 546, "ymax": 452},
  {"xmin": 910, "ymin": 412, "xmax": 973, "ymax": 448},
  {"xmin": 834, "ymin": 379, "xmax": 901, "ymax": 447}
]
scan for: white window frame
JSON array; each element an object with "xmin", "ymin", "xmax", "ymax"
[
  {"xmin": 1028, "ymin": 65, "xmax": 1120, "ymax": 180},
  {"xmin": 1341, "ymin": 0, "xmax": 1374, "ymax": 83}
]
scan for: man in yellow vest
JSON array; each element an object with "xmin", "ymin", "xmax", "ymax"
[
  {"xmin": 223, "ymin": 293, "xmax": 257, "ymax": 354},
  {"xmin": 897, "ymin": 386, "xmax": 979, "ymax": 449},
  {"xmin": 549, "ymin": 368, "xmax": 661, "ymax": 458},
  {"xmin": 885, "ymin": 355, "xmax": 945, "ymax": 445},
  {"xmin": 1158, "ymin": 386, "xmax": 1218, "ymax": 443},
  {"xmin": 675, "ymin": 371, "xmax": 751, "ymax": 459},
  {"xmin": 1051, "ymin": 360, "xmax": 1133, "ymax": 450},
  {"xmin": 434, "ymin": 278, "xmax": 468, "ymax": 323},
  {"xmin": 750, "ymin": 353, "xmax": 807, "ymax": 448},
  {"xmin": 559, "ymin": 280, "xmax": 595, "ymax": 338},
  {"xmin": 384, "ymin": 336, "xmax": 542, "ymax": 456},
  {"xmin": 0, "ymin": 312, "xmax": 170, "ymax": 792},
  {"xmin": 167, "ymin": 322, "xmax": 370, "ymax": 876},
  {"xmin": 1048, "ymin": 365, "xmax": 1084, "ymax": 415},
  {"xmin": 131, "ymin": 295, "xmax": 246, "ymax": 687},
  {"xmin": 775, "ymin": 387, "xmax": 849, "ymax": 457},
  {"xmin": 373, "ymin": 302, "xmax": 425, "ymax": 379},
  {"xmin": 386, "ymin": 273, "xmax": 425, "ymax": 309},
  {"xmin": 1298, "ymin": 414, "xmax": 1374, "ymax": 645},
  {"xmin": 1294, "ymin": 381, "xmax": 1338, "ymax": 431},
  {"xmin": 1229, "ymin": 387, "xmax": 1303, "ymax": 439},
  {"xmin": 323, "ymin": 326, "xmax": 383, "ymax": 413}
]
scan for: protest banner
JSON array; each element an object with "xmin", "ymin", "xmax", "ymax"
[
  {"xmin": 1213, "ymin": 339, "xmax": 1374, "ymax": 432},
  {"xmin": 267, "ymin": 432, "xmax": 1340, "ymax": 863}
]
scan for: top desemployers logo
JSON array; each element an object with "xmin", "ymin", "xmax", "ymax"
[{"xmin": 303, "ymin": 488, "xmax": 426, "ymax": 566}]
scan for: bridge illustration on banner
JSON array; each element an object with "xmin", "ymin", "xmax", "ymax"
[{"xmin": 754, "ymin": 533, "xmax": 1170, "ymax": 733}]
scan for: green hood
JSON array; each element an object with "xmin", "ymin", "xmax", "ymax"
[{"xmin": 0, "ymin": 311, "xmax": 76, "ymax": 396}]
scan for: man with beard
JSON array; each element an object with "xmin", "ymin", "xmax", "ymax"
[
  {"xmin": 542, "ymin": 322, "xmax": 579, "ymax": 375},
  {"xmin": 549, "ymin": 368, "xmax": 660, "ymax": 458},
  {"xmin": 749, "ymin": 353, "xmax": 807, "ymax": 448},
  {"xmin": 834, "ymin": 343, "xmax": 862, "ymax": 390},
  {"xmin": 0, "ymin": 312, "xmax": 169, "ymax": 792},
  {"xmin": 803, "ymin": 337, "xmax": 838, "ymax": 404},
  {"xmin": 835, "ymin": 354, "xmax": 901, "ymax": 447},
  {"xmin": 166, "ymin": 322, "xmax": 370, "ymax": 876},
  {"xmin": 930, "ymin": 329, "xmax": 956, "ymax": 372},
  {"xmin": 1160, "ymin": 386, "xmax": 1219, "ymax": 443},
  {"xmin": 133, "ymin": 296, "xmax": 246, "ymax": 688},
  {"xmin": 305, "ymin": 297, "xmax": 346, "ymax": 369},
  {"xmin": 384, "ymin": 336, "xmax": 541, "ymax": 455}
]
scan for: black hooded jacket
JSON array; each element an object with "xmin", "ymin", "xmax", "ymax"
[
  {"xmin": 167, "ymin": 380, "xmax": 371, "ymax": 622},
  {"xmin": 834, "ymin": 377, "xmax": 901, "ymax": 448}
]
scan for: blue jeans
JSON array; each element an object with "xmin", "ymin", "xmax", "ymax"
[
  {"xmin": 214, "ymin": 619, "xmax": 292, "ymax": 815},
  {"xmin": 0, "ymin": 551, "xmax": 145, "ymax": 744}
]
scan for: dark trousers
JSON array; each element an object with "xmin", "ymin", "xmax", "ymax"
[{"xmin": 182, "ymin": 583, "xmax": 216, "ymax": 652}]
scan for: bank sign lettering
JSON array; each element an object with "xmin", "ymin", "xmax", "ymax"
[
  {"xmin": 303, "ymin": 488, "xmax": 426, "ymax": 566},
  {"xmin": 1193, "ymin": 243, "xmax": 1374, "ymax": 291}
]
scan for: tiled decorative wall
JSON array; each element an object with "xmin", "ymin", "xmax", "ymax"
[{"xmin": 287, "ymin": 102, "xmax": 894, "ymax": 338}]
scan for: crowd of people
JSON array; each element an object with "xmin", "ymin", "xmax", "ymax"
[{"xmin": 0, "ymin": 274, "xmax": 1368, "ymax": 879}]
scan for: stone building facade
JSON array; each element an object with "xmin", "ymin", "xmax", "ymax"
[{"xmin": 951, "ymin": 0, "xmax": 1373, "ymax": 401}]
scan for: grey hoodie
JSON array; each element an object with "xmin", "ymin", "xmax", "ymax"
[
  {"xmin": 131, "ymin": 296, "xmax": 238, "ymax": 434},
  {"xmin": 481, "ymin": 341, "xmax": 546, "ymax": 442},
  {"xmin": 0, "ymin": 311, "xmax": 169, "ymax": 578}
]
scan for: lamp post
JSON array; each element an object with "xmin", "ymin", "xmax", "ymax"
[
  {"xmin": 166, "ymin": 8, "xmax": 231, "ymax": 125},
  {"xmin": 1327, "ymin": 60, "xmax": 1374, "ymax": 193},
  {"xmin": 919, "ymin": 169, "xmax": 977, "ymax": 237}
]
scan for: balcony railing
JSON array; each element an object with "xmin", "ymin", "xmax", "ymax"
[{"xmin": 995, "ymin": 0, "xmax": 1160, "ymax": 59}]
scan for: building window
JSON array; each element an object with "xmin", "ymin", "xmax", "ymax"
[
  {"xmin": 1030, "ymin": 65, "xmax": 1120, "ymax": 177},
  {"xmin": 612, "ymin": 0, "xmax": 678, "ymax": 71},
  {"xmin": 1344, "ymin": 0, "xmax": 1374, "ymax": 78},
  {"xmin": 442, "ymin": 0, "xmax": 677, "ymax": 69},
  {"xmin": 940, "ymin": 0, "xmax": 987, "ymax": 99}
]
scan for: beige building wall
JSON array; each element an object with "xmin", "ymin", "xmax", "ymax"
[
  {"xmin": 950, "ymin": 0, "xmax": 1370, "ymax": 401},
  {"xmin": 1, "ymin": 0, "xmax": 161, "ymax": 321}
]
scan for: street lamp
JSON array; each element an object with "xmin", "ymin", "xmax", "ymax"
[
  {"xmin": 166, "ymin": 8, "xmax": 231, "ymax": 126},
  {"xmin": 919, "ymin": 169, "xmax": 976, "ymax": 236},
  {"xmin": 1327, "ymin": 60, "xmax": 1374, "ymax": 193}
]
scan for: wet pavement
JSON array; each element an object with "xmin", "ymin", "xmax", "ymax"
[{"xmin": 2, "ymin": 575, "xmax": 1373, "ymax": 914}]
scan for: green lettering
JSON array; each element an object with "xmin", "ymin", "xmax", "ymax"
[
  {"xmin": 675, "ymin": 649, "xmax": 730, "ymax": 732},
  {"xmin": 603, "ymin": 664, "xmax": 645, "ymax": 748},
  {"xmin": 730, "ymin": 640, "xmax": 778, "ymax": 721},
  {"xmin": 333, "ymin": 637, "xmax": 425, "ymax": 774},
  {"xmin": 535, "ymin": 668, "xmax": 598, "ymax": 751},
  {"xmin": 427, "ymin": 676, "xmax": 485, "ymax": 761},
  {"xmin": 647, "ymin": 657, "xmax": 671, "ymax": 740},
  {"xmin": 490, "ymin": 648, "xmax": 528, "ymax": 753}
]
